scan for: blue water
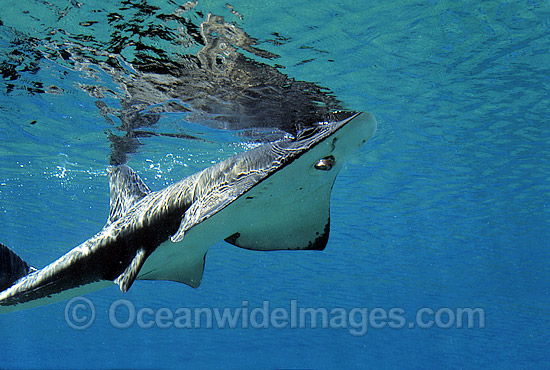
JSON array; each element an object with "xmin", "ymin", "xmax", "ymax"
[{"xmin": 1, "ymin": 0, "xmax": 549, "ymax": 369}]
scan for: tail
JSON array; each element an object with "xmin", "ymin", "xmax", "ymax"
[{"xmin": 0, "ymin": 243, "xmax": 35, "ymax": 292}]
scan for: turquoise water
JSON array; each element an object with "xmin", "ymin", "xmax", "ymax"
[{"xmin": 1, "ymin": 0, "xmax": 549, "ymax": 369}]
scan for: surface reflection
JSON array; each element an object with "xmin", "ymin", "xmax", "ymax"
[{"xmin": 0, "ymin": 2, "xmax": 350, "ymax": 164}]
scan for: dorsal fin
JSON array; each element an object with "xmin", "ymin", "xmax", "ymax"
[
  {"xmin": 107, "ymin": 165, "xmax": 151, "ymax": 225},
  {"xmin": 0, "ymin": 243, "xmax": 36, "ymax": 292}
]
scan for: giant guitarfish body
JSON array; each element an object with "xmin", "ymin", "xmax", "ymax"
[{"xmin": 0, "ymin": 112, "xmax": 376, "ymax": 313}]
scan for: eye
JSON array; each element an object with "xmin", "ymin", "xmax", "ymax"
[{"xmin": 314, "ymin": 155, "xmax": 335, "ymax": 171}]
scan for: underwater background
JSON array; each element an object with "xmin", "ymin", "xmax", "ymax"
[{"xmin": 1, "ymin": 0, "xmax": 549, "ymax": 369}]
